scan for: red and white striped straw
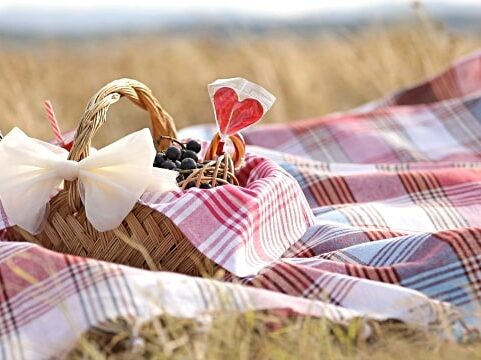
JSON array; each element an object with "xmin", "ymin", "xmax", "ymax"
[{"xmin": 44, "ymin": 100, "xmax": 65, "ymax": 147}]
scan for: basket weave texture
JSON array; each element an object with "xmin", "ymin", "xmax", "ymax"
[{"xmin": 10, "ymin": 79, "xmax": 218, "ymax": 276}]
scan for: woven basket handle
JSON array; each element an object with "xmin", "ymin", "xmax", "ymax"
[{"xmin": 66, "ymin": 78, "xmax": 177, "ymax": 210}]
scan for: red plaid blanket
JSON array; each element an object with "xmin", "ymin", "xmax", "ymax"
[{"xmin": 3, "ymin": 50, "xmax": 481, "ymax": 357}]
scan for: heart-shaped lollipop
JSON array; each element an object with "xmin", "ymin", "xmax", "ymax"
[
  {"xmin": 213, "ymin": 87, "xmax": 264, "ymax": 136},
  {"xmin": 205, "ymin": 78, "xmax": 276, "ymax": 168}
]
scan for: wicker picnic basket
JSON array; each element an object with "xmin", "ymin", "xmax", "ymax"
[{"xmin": 9, "ymin": 79, "xmax": 222, "ymax": 276}]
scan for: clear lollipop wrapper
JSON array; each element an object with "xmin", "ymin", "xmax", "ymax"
[{"xmin": 205, "ymin": 78, "xmax": 276, "ymax": 167}]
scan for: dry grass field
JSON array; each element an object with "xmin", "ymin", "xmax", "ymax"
[
  {"xmin": 70, "ymin": 313, "xmax": 481, "ymax": 360},
  {"xmin": 2, "ymin": 11, "xmax": 481, "ymax": 360},
  {"xmin": 1, "ymin": 14, "xmax": 479, "ymax": 144}
]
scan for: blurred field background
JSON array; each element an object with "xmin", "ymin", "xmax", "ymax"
[
  {"xmin": 3, "ymin": 1, "xmax": 481, "ymax": 359},
  {"xmin": 1, "ymin": 6, "xmax": 480, "ymax": 146}
]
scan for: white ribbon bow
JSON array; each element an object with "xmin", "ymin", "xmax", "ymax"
[{"xmin": 0, "ymin": 127, "xmax": 179, "ymax": 234}]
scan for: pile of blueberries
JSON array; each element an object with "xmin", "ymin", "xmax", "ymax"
[{"xmin": 153, "ymin": 139, "xmax": 211, "ymax": 189}]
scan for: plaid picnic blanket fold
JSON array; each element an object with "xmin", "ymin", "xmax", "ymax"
[
  {"xmin": 139, "ymin": 153, "xmax": 314, "ymax": 277},
  {"xmin": 3, "ymin": 49, "xmax": 481, "ymax": 358},
  {"xmin": 0, "ymin": 241, "xmax": 461, "ymax": 359}
]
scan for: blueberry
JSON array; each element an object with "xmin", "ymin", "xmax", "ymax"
[
  {"xmin": 186, "ymin": 140, "xmax": 201, "ymax": 153},
  {"xmin": 175, "ymin": 160, "xmax": 181, "ymax": 168},
  {"xmin": 153, "ymin": 153, "xmax": 167, "ymax": 168},
  {"xmin": 180, "ymin": 158, "xmax": 197, "ymax": 170},
  {"xmin": 165, "ymin": 146, "xmax": 181, "ymax": 161},
  {"xmin": 181, "ymin": 150, "xmax": 198, "ymax": 162},
  {"xmin": 200, "ymin": 183, "xmax": 212, "ymax": 189},
  {"xmin": 185, "ymin": 181, "xmax": 196, "ymax": 189},
  {"xmin": 161, "ymin": 160, "xmax": 176, "ymax": 170}
]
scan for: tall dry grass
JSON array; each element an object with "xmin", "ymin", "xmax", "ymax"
[
  {"xmin": 69, "ymin": 312, "xmax": 481, "ymax": 360},
  {"xmin": 0, "ymin": 16, "xmax": 479, "ymax": 145},
  {"xmin": 2, "ymin": 11, "xmax": 481, "ymax": 360}
]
